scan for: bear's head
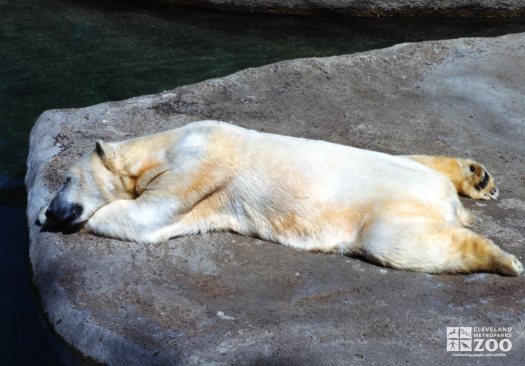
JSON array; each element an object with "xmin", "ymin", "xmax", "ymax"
[{"xmin": 39, "ymin": 140, "xmax": 136, "ymax": 230}]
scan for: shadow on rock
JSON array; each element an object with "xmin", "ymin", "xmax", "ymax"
[
  {"xmin": 248, "ymin": 355, "xmax": 320, "ymax": 366},
  {"xmin": 38, "ymin": 220, "xmax": 85, "ymax": 235}
]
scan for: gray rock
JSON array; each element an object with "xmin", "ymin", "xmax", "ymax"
[
  {"xmin": 27, "ymin": 33, "xmax": 525, "ymax": 365},
  {"xmin": 149, "ymin": 0, "xmax": 525, "ymax": 17}
]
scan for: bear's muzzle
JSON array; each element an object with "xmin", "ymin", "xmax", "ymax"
[{"xmin": 45, "ymin": 198, "xmax": 83, "ymax": 229}]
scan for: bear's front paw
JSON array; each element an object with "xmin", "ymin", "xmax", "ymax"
[{"xmin": 36, "ymin": 204, "xmax": 49, "ymax": 226}]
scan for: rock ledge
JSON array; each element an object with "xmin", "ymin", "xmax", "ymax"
[
  {"xmin": 27, "ymin": 33, "xmax": 525, "ymax": 365},
  {"xmin": 147, "ymin": 0, "xmax": 525, "ymax": 17}
]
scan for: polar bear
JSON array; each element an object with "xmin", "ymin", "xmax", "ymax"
[{"xmin": 39, "ymin": 120, "xmax": 523, "ymax": 276}]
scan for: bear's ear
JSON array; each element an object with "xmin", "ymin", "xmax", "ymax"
[
  {"xmin": 95, "ymin": 140, "xmax": 111, "ymax": 160},
  {"xmin": 95, "ymin": 140, "xmax": 107, "ymax": 157},
  {"xmin": 95, "ymin": 140, "xmax": 115, "ymax": 168}
]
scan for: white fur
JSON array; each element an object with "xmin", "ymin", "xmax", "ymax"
[{"xmin": 40, "ymin": 120, "xmax": 522, "ymax": 275}]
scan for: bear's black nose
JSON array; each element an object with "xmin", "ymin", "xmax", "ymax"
[{"xmin": 45, "ymin": 201, "xmax": 83, "ymax": 228}]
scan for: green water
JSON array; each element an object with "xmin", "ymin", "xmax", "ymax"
[{"xmin": 2, "ymin": 0, "xmax": 525, "ymax": 364}]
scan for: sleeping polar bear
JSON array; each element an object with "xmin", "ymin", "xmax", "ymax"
[{"xmin": 39, "ymin": 120, "xmax": 523, "ymax": 276}]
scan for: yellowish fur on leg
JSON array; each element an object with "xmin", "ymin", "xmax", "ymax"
[
  {"xmin": 407, "ymin": 155, "xmax": 499, "ymax": 200},
  {"xmin": 448, "ymin": 228, "xmax": 523, "ymax": 276},
  {"xmin": 458, "ymin": 207, "xmax": 475, "ymax": 228}
]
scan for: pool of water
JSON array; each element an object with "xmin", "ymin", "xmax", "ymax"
[{"xmin": 2, "ymin": 0, "xmax": 525, "ymax": 364}]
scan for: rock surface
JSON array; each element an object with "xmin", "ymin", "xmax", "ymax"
[
  {"xmin": 148, "ymin": 0, "xmax": 525, "ymax": 17},
  {"xmin": 27, "ymin": 33, "xmax": 525, "ymax": 365}
]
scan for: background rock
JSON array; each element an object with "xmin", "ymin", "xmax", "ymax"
[
  {"xmin": 145, "ymin": 0, "xmax": 525, "ymax": 17},
  {"xmin": 27, "ymin": 33, "xmax": 525, "ymax": 365}
]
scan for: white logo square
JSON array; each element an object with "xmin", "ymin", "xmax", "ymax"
[
  {"xmin": 459, "ymin": 327, "xmax": 472, "ymax": 339},
  {"xmin": 447, "ymin": 339, "xmax": 460, "ymax": 351},
  {"xmin": 459, "ymin": 339, "xmax": 472, "ymax": 351},
  {"xmin": 447, "ymin": 327, "xmax": 459, "ymax": 339}
]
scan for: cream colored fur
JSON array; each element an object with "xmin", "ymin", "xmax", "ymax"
[{"xmin": 39, "ymin": 120, "xmax": 523, "ymax": 276}]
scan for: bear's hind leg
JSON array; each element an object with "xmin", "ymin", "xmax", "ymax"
[
  {"xmin": 406, "ymin": 155, "xmax": 498, "ymax": 200},
  {"xmin": 359, "ymin": 205, "xmax": 522, "ymax": 275},
  {"xmin": 446, "ymin": 228, "xmax": 523, "ymax": 276}
]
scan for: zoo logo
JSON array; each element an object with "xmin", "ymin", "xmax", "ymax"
[{"xmin": 446, "ymin": 327, "xmax": 513, "ymax": 356}]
